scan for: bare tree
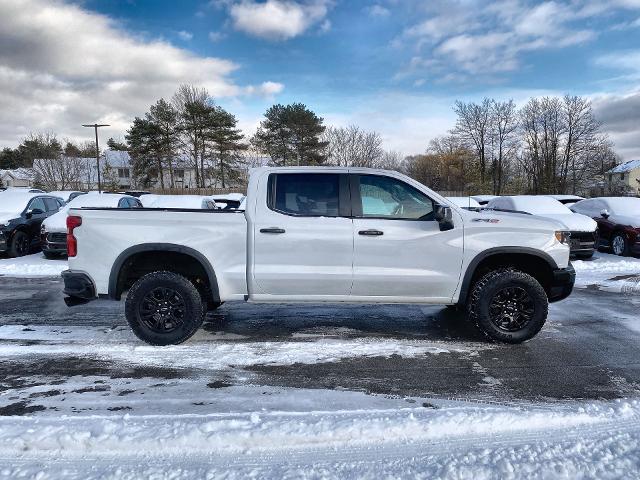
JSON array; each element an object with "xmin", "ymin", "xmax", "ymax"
[
  {"xmin": 452, "ymin": 98, "xmax": 492, "ymax": 185},
  {"xmin": 323, "ymin": 125, "xmax": 384, "ymax": 167},
  {"xmin": 489, "ymin": 100, "xmax": 518, "ymax": 195},
  {"xmin": 33, "ymin": 156, "xmax": 90, "ymax": 190}
]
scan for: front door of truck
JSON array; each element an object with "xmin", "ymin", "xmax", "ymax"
[
  {"xmin": 252, "ymin": 172, "xmax": 353, "ymax": 297},
  {"xmin": 350, "ymin": 174, "xmax": 464, "ymax": 302}
]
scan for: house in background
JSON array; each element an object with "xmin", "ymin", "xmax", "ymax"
[
  {"xmin": 0, "ymin": 168, "xmax": 36, "ymax": 188},
  {"xmin": 607, "ymin": 159, "xmax": 640, "ymax": 196}
]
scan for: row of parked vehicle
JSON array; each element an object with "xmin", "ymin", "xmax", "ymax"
[
  {"xmin": 446, "ymin": 194, "xmax": 640, "ymax": 258},
  {"xmin": 0, "ymin": 187, "xmax": 245, "ymax": 258}
]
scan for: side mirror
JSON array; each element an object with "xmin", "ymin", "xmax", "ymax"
[
  {"xmin": 434, "ymin": 205, "xmax": 454, "ymax": 231},
  {"xmin": 25, "ymin": 208, "xmax": 44, "ymax": 218},
  {"xmin": 600, "ymin": 209, "xmax": 610, "ymax": 219}
]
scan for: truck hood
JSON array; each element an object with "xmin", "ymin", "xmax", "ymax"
[
  {"xmin": 464, "ymin": 209, "xmax": 565, "ymax": 231},
  {"xmin": 534, "ymin": 213, "xmax": 598, "ymax": 232}
]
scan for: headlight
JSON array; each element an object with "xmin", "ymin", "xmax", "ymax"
[{"xmin": 555, "ymin": 231, "xmax": 571, "ymax": 244}]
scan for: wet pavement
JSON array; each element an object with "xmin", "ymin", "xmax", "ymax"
[{"xmin": 1, "ymin": 276, "xmax": 640, "ymax": 415}]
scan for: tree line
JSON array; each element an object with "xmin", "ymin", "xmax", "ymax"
[{"xmin": 1, "ymin": 86, "xmax": 621, "ymax": 195}]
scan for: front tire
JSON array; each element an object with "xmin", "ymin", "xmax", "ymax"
[
  {"xmin": 43, "ymin": 251, "xmax": 59, "ymax": 260},
  {"xmin": 611, "ymin": 233, "xmax": 629, "ymax": 256},
  {"xmin": 8, "ymin": 231, "xmax": 30, "ymax": 258},
  {"xmin": 125, "ymin": 271, "xmax": 205, "ymax": 346},
  {"xmin": 467, "ymin": 269, "xmax": 548, "ymax": 343}
]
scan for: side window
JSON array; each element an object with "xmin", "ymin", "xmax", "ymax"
[
  {"xmin": 44, "ymin": 197, "xmax": 60, "ymax": 212},
  {"xmin": 269, "ymin": 173, "xmax": 340, "ymax": 217},
  {"xmin": 28, "ymin": 197, "xmax": 46, "ymax": 213},
  {"xmin": 118, "ymin": 198, "xmax": 130, "ymax": 208},
  {"xmin": 357, "ymin": 175, "xmax": 434, "ymax": 220}
]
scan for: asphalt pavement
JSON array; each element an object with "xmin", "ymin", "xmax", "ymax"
[{"xmin": 1, "ymin": 276, "xmax": 640, "ymax": 415}]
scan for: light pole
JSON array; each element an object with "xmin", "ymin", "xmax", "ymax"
[{"xmin": 82, "ymin": 123, "xmax": 109, "ymax": 192}]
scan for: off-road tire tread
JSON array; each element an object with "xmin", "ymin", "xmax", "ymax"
[
  {"xmin": 467, "ymin": 268, "xmax": 548, "ymax": 344},
  {"xmin": 125, "ymin": 271, "xmax": 205, "ymax": 346}
]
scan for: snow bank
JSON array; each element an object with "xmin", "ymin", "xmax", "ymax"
[
  {"xmin": 573, "ymin": 251, "xmax": 640, "ymax": 292},
  {"xmin": 0, "ymin": 253, "xmax": 66, "ymax": 277},
  {"xmin": 0, "ymin": 398, "xmax": 638, "ymax": 479}
]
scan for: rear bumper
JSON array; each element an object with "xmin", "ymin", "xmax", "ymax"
[
  {"xmin": 548, "ymin": 264, "xmax": 575, "ymax": 303},
  {"xmin": 62, "ymin": 270, "xmax": 96, "ymax": 305}
]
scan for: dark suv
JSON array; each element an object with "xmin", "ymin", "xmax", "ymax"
[{"xmin": 0, "ymin": 192, "xmax": 63, "ymax": 257}]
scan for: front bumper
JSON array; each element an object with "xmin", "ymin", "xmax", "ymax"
[
  {"xmin": 0, "ymin": 231, "xmax": 8, "ymax": 252},
  {"xmin": 62, "ymin": 270, "xmax": 96, "ymax": 305},
  {"xmin": 548, "ymin": 263, "xmax": 575, "ymax": 303}
]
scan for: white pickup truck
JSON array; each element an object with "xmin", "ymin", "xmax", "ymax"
[{"xmin": 62, "ymin": 167, "xmax": 575, "ymax": 345}]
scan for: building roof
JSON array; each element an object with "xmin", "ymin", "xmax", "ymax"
[
  {"xmin": 608, "ymin": 159, "xmax": 640, "ymax": 174},
  {"xmin": 0, "ymin": 167, "xmax": 36, "ymax": 180}
]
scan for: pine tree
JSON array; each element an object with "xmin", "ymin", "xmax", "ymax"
[
  {"xmin": 207, "ymin": 107, "xmax": 247, "ymax": 188},
  {"xmin": 252, "ymin": 103, "xmax": 328, "ymax": 166}
]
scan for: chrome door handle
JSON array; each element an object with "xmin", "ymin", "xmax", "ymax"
[{"xmin": 358, "ymin": 229, "xmax": 384, "ymax": 236}]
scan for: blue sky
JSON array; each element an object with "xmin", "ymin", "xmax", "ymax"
[{"xmin": 1, "ymin": 0, "xmax": 639, "ymax": 157}]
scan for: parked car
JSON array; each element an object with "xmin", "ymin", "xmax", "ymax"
[
  {"xmin": 571, "ymin": 197, "xmax": 640, "ymax": 256},
  {"xmin": 470, "ymin": 195, "xmax": 498, "ymax": 206},
  {"xmin": 62, "ymin": 167, "xmax": 575, "ymax": 346},
  {"xmin": 0, "ymin": 191, "xmax": 64, "ymax": 257},
  {"xmin": 40, "ymin": 193, "xmax": 142, "ymax": 258},
  {"xmin": 2, "ymin": 187, "xmax": 45, "ymax": 193},
  {"xmin": 446, "ymin": 197, "xmax": 482, "ymax": 210},
  {"xmin": 486, "ymin": 195, "xmax": 598, "ymax": 258},
  {"xmin": 546, "ymin": 194, "xmax": 584, "ymax": 206},
  {"xmin": 140, "ymin": 195, "xmax": 218, "ymax": 209},
  {"xmin": 121, "ymin": 190, "xmax": 152, "ymax": 198},
  {"xmin": 48, "ymin": 190, "xmax": 87, "ymax": 203}
]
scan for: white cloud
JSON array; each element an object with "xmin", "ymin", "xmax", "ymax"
[
  {"xmin": 397, "ymin": 0, "xmax": 615, "ymax": 81},
  {"xmin": 367, "ymin": 5, "xmax": 391, "ymax": 17},
  {"xmin": 208, "ymin": 31, "xmax": 226, "ymax": 42},
  {"xmin": 177, "ymin": 30, "xmax": 193, "ymax": 41},
  {"xmin": 227, "ymin": 0, "xmax": 331, "ymax": 40},
  {"xmin": 0, "ymin": 0, "xmax": 273, "ymax": 146},
  {"xmin": 244, "ymin": 81, "xmax": 285, "ymax": 97}
]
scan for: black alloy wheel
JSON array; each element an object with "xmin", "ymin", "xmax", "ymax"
[
  {"xmin": 139, "ymin": 287, "xmax": 186, "ymax": 333},
  {"xmin": 488, "ymin": 286, "xmax": 535, "ymax": 332}
]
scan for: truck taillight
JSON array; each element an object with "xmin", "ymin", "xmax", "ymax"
[{"xmin": 67, "ymin": 215, "xmax": 82, "ymax": 257}]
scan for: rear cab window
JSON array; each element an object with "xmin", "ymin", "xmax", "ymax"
[{"xmin": 268, "ymin": 173, "xmax": 348, "ymax": 217}]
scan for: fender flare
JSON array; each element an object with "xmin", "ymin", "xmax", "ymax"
[
  {"xmin": 108, "ymin": 243, "xmax": 220, "ymax": 302},
  {"xmin": 458, "ymin": 247, "xmax": 559, "ymax": 304}
]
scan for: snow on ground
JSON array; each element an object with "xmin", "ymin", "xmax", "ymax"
[
  {"xmin": 0, "ymin": 253, "xmax": 66, "ymax": 277},
  {"xmin": 573, "ymin": 251, "xmax": 640, "ymax": 293},
  {"xmin": 0, "ymin": 324, "xmax": 487, "ymax": 371},
  {"xmin": 0, "ymin": 396, "xmax": 639, "ymax": 479}
]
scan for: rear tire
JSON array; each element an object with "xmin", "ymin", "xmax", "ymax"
[
  {"xmin": 43, "ymin": 251, "xmax": 58, "ymax": 260},
  {"xmin": 575, "ymin": 252, "xmax": 594, "ymax": 260},
  {"xmin": 125, "ymin": 271, "xmax": 205, "ymax": 346},
  {"xmin": 467, "ymin": 269, "xmax": 548, "ymax": 344},
  {"xmin": 8, "ymin": 231, "xmax": 30, "ymax": 258}
]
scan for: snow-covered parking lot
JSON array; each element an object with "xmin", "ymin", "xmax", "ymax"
[{"xmin": 1, "ymin": 252, "xmax": 640, "ymax": 478}]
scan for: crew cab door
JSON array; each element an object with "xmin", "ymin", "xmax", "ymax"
[
  {"xmin": 251, "ymin": 172, "xmax": 353, "ymax": 297},
  {"xmin": 350, "ymin": 173, "xmax": 464, "ymax": 302}
]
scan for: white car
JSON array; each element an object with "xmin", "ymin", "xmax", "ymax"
[
  {"xmin": 142, "ymin": 195, "xmax": 218, "ymax": 210},
  {"xmin": 470, "ymin": 195, "xmax": 498, "ymax": 206},
  {"xmin": 41, "ymin": 193, "xmax": 141, "ymax": 258},
  {"xmin": 446, "ymin": 197, "xmax": 481, "ymax": 210},
  {"xmin": 62, "ymin": 167, "xmax": 575, "ymax": 345},
  {"xmin": 486, "ymin": 195, "xmax": 598, "ymax": 258},
  {"xmin": 546, "ymin": 194, "xmax": 584, "ymax": 206}
]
